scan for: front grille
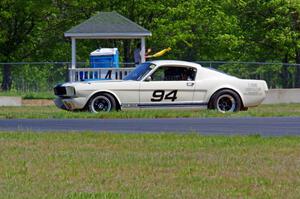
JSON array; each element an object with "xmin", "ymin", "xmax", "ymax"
[{"xmin": 54, "ymin": 86, "xmax": 66, "ymax": 96}]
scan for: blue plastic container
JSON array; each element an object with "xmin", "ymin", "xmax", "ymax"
[{"xmin": 90, "ymin": 48, "xmax": 119, "ymax": 68}]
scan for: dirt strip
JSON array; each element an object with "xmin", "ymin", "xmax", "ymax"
[{"xmin": 22, "ymin": 99, "xmax": 54, "ymax": 106}]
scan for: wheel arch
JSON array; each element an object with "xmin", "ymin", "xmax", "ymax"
[
  {"xmin": 207, "ymin": 87, "xmax": 245, "ymax": 109},
  {"xmin": 85, "ymin": 90, "xmax": 122, "ymax": 110}
]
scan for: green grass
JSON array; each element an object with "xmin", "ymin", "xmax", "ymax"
[
  {"xmin": 0, "ymin": 91, "xmax": 54, "ymax": 99},
  {"xmin": 1, "ymin": 103, "xmax": 300, "ymax": 119},
  {"xmin": 0, "ymin": 132, "xmax": 299, "ymax": 198}
]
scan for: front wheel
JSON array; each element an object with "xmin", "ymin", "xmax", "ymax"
[
  {"xmin": 211, "ymin": 90, "xmax": 242, "ymax": 113},
  {"xmin": 88, "ymin": 94, "xmax": 116, "ymax": 113}
]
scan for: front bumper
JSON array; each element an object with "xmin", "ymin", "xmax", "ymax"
[{"xmin": 54, "ymin": 97, "xmax": 87, "ymax": 111}]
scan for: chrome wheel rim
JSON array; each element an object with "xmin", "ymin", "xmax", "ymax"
[
  {"xmin": 216, "ymin": 94, "xmax": 236, "ymax": 113},
  {"xmin": 91, "ymin": 96, "xmax": 111, "ymax": 113}
]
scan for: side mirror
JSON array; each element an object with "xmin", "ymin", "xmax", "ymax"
[{"xmin": 145, "ymin": 76, "xmax": 152, "ymax": 82}]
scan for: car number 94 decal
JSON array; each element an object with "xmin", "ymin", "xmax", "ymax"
[{"xmin": 151, "ymin": 90, "xmax": 178, "ymax": 102}]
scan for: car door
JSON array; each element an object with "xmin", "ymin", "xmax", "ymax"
[{"xmin": 139, "ymin": 65, "xmax": 197, "ymax": 107}]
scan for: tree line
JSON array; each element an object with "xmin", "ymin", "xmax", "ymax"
[{"xmin": 0, "ymin": 0, "xmax": 299, "ymax": 90}]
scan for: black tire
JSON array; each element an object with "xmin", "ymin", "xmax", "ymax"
[
  {"xmin": 210, "ymin": 89, "xmax": 242, "ymax": 113},
  {"xmin": 88, "ymin": 93, "xmax": 116, "ymax": 113}
]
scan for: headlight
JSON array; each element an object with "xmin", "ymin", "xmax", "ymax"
[{"xmin": 65, "ymin": 86, "xmax": 76, "ymax": 96}]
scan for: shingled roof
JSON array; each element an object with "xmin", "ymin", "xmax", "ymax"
[{"xmin": 64, "ymin": 11, "xmax": 151, "ymax": 39}]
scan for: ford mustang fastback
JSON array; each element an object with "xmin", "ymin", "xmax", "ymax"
[{"xmin": 54, "ymin": 60, "xmax": 268, "ymax": 113}]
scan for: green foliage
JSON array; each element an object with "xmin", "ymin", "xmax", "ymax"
[{"xmin": 0, "ymin": 0, "xmax": 299, "ymax": 62}]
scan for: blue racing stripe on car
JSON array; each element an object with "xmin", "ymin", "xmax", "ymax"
[{"xmin": 138, "ymin": 102, "xmax": 208, "ymax": 107}]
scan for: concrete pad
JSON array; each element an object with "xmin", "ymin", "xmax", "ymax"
[
  {"xmin": 263, "ymin": 89, "xmax": 300, "ymax": 104},
  {"xmin": 0, "ymin": 96, "xmax": 22, "ymax": 106}
]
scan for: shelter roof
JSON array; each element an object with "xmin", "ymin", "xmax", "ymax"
[{"xmin": 64, "ymin": 11, "xmax": 151, "ymax": 39}]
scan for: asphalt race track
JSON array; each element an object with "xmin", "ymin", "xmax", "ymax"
[{"xmin": 0, "ymin": 117, "xmax": 299, "ymax": 136}]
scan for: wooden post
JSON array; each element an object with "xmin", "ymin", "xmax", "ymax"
[
  {"xmin": 141, "ymin": 37, "xmax": 146, "ymax": 63},
  {"xmin": 70, "ymin": 37, "xmax": 76, "ymax": 81}
]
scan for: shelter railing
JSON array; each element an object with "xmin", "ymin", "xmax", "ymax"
[{"xmin": 69, "ymin": 67, "xmax": 135, "ymax": 82}]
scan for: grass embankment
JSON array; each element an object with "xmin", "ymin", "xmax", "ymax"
[
  {"xmin": 0, "ymin": 133, "xmax": 299, "ymax": 198},
  {"xmin": 1, "ymin": 103, "xmax": 300, "ymax": 119},
  {"xmin": 0, "ymin": 91, "xmax": 54, "ymax": 99}
]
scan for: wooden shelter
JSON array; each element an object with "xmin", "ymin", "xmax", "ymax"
[{"xmin": 64, "ymin": 11, "xmax": 152, "ymax": 73}]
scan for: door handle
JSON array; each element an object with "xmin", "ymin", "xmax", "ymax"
[{"xmin": 186, "ymin": 82, "xmax": 195, "ymax": 86}]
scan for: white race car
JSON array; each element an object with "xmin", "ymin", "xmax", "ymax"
[{"xmin": 54, "ymin": 60, "xmax": 268, "ymax": 113}]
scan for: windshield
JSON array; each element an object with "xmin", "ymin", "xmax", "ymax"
[{"xmin": 124, "ymin": 62, "xmax": 155, "ymax": 81}]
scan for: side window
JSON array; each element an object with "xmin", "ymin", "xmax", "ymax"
[
  {"xmin": 151, "ymin": 66, "xmax": 196, "ymax": 81},
  {"xmin": 151, "ymin": 67, "xmax": 165, "ymax": 81},
  {"xmin": 185, "ymin": 67, "xmax": 197, "ymax": 81}
]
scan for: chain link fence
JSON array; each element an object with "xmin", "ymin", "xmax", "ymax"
[
  {"xmin": 0, "ymin": 61, "xmax": 299, "ymax": 93},
  {"xmin": 198, "ymin": 61, "xmax": 300, "ymax": 89},
  {"xmin": 0, "ymin": 62, "xmax": 70, "ymax": 93}
]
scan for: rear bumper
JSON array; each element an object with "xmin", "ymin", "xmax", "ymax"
[{"xmin": 243, "ymin": 92, "xmax": 266, "ymax": 107}]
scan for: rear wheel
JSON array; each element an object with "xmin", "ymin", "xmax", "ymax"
[
  {"xmin": 210, "ymin": 90, "xmax": 242, "ymax": 113},
  {"xmin": 88, "ymin": 93, "xmax": 116, "ymax": 113}
]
